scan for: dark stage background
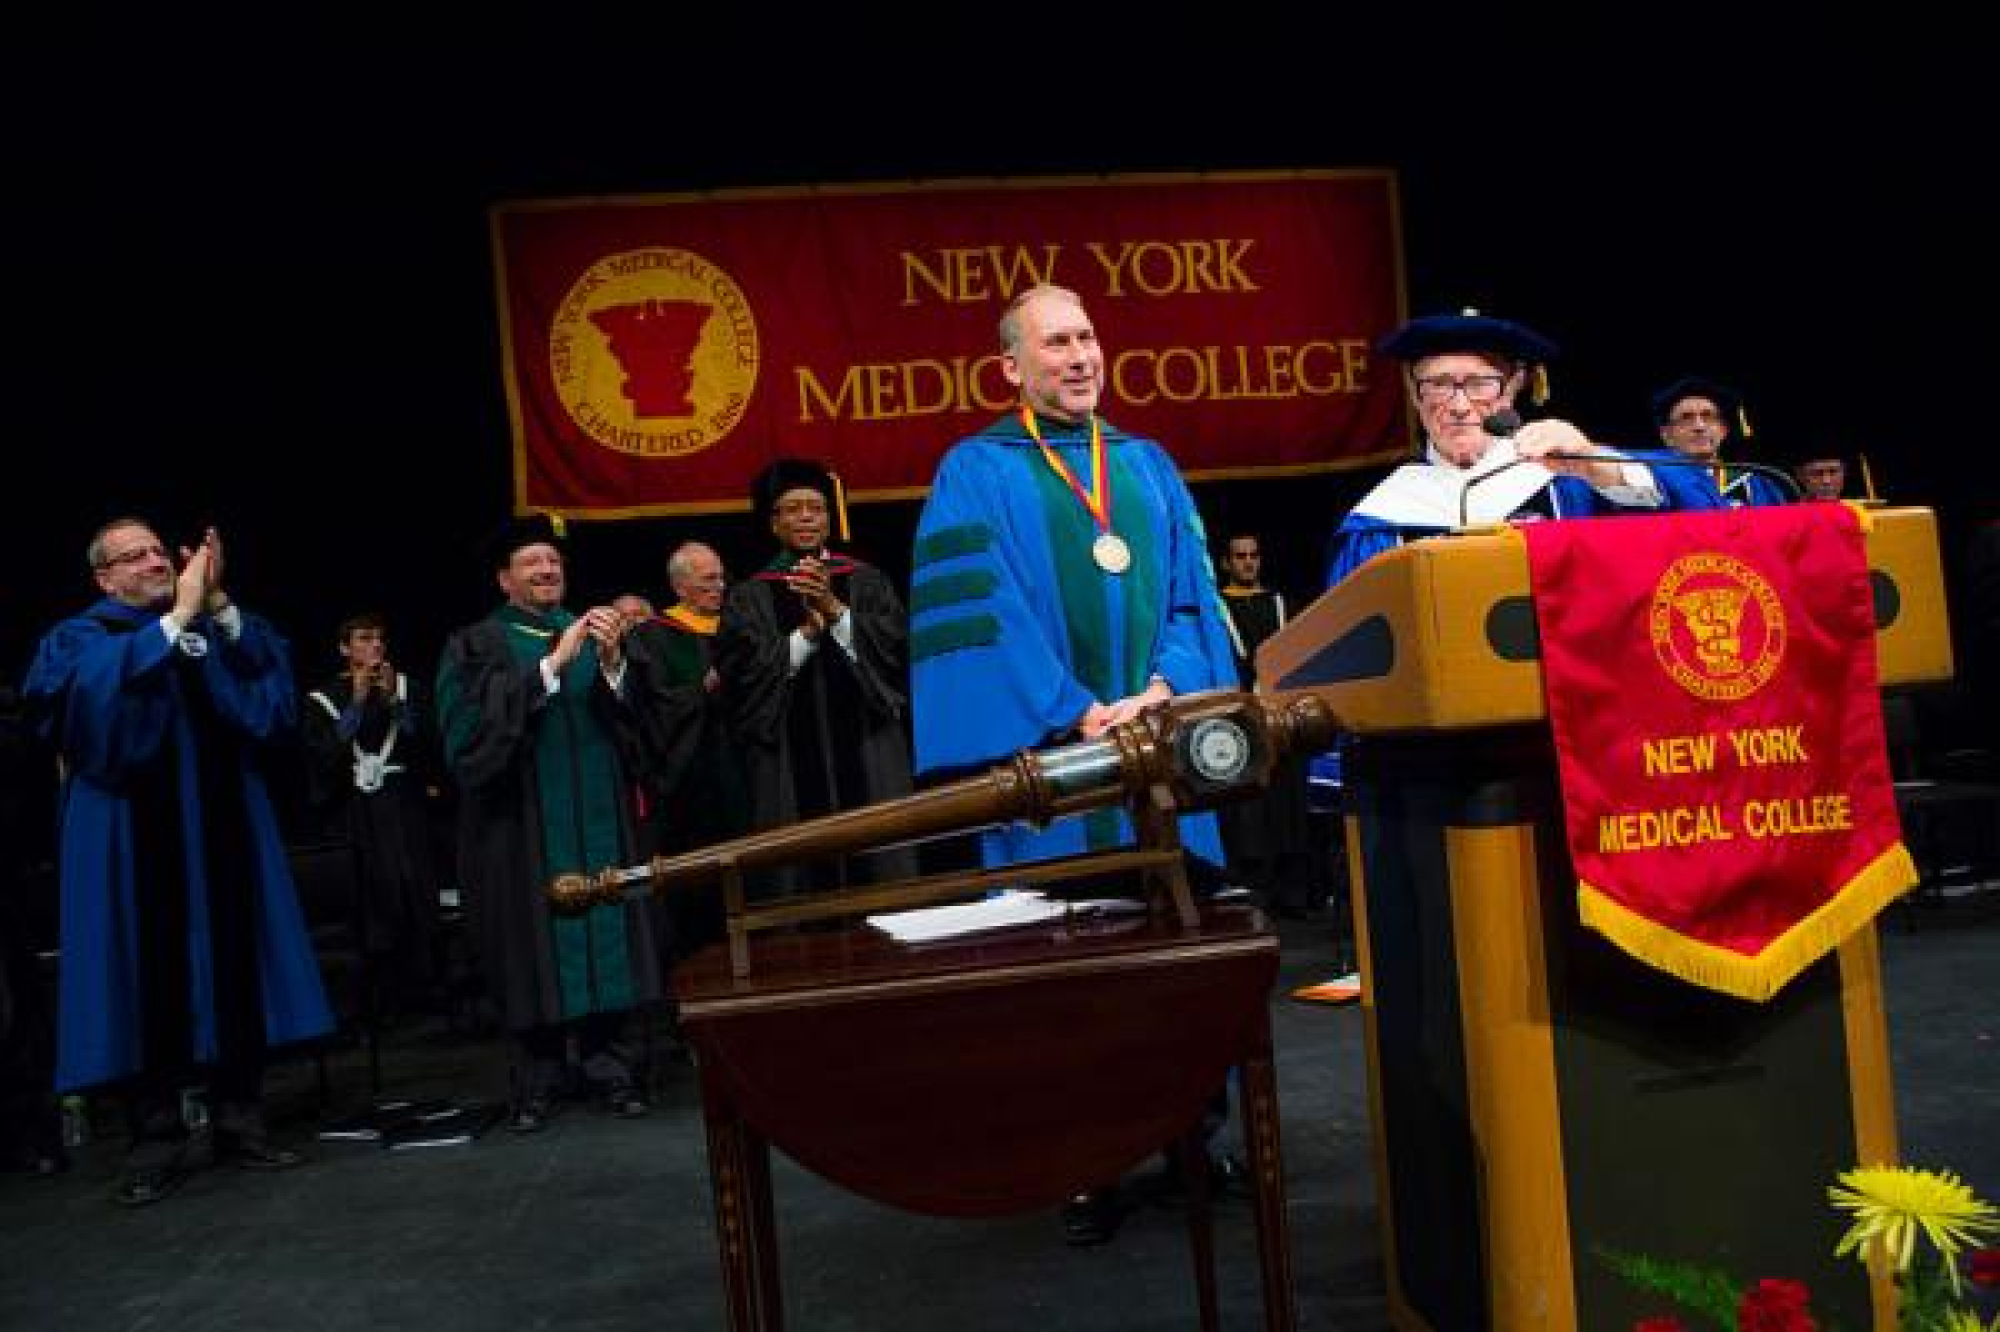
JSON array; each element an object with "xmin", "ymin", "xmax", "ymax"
[{"xmin": 8, "ymin": 14, "xmax": 1991, "ymax": 717}]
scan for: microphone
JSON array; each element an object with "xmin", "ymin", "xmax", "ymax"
[
  {"xmin": 1482, "ymin": 408, "xmax": 1523, "ymax": 437},
  {"xmin": 1456, "ymin": 444, "xmax": 1805, "ymax": 530}
]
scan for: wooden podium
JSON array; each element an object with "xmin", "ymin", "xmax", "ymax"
[{"xmin": 1256, "ymin": 507, "xmax": 1951, "ymax": 1331}]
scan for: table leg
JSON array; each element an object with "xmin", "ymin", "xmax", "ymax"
[
  {"xmin": 1240, "ymin": 1036, "xmax": 1298, "ymax": 1331},
  {"xmin": 1176, "ymin": 1127, "xmax": 1221, "ymax": 1332},
  {"xmin": 701, "ymin": 1069, "xmax": 783, "ymax": 1330},
  {"xmin": 744, "ymin": 1127, "xmax": 782, "ymax": 1330}
]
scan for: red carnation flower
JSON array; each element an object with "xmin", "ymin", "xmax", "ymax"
[
  {"xmin": 1738, "ymin": 1277, "xmax": 1817, "ymax": 1332},
  {"xmin": 1970, "ymin": 1247, "xmax": 2000, "ymax": 1288},
  {"xmin": 1634, "ymin": 1318, "xmax": 1686, "ymax": 1332}
]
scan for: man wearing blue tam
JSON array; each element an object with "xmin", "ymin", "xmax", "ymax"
[
  {"xmin": 1325, "ymin": 310, "xmax": 1680, "ymax": 585},
  {"xmin": 1646, "ymin": 376, "xmax": 1792, "ymax": 508}
]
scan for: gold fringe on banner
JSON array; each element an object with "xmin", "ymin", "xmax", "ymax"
[{"xmin": 1576, "ymin": 841, "xmax": 1918, "ymax": 1003}]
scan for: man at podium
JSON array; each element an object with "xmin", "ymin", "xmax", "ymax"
[{"xmin": 1326, "ymin": 310, "xmax": 1682, "ymax": 585}]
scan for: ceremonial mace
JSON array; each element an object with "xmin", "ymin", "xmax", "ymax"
[{"xmin": 547, "ymin": 688, "xmax": 1341, "ymax": 974}]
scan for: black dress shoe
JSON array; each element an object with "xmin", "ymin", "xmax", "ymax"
[
  {"xmin": 1211, "ymin": 1151, "xmax": 1252, "ymax": 1198},
  {"xmin": 115, "ymin": 1157, "xmax": 193, "ymax": 1207},
  {"xmin": 1143, "ymin": 1149, "xmax": 1252, "ymax": 1208},
  {"xmin": 506, "ymin": 1097, "xmax": 553, "ymax": 1134},
  {"xmin": 3, "ymin": 1143, "xmax": 68, "ymax": 1176},
  {"xmin": 214, "ymin": 1132, "xmax": 305, "ymax": 1170},
  {"xmin": 1060, "ymin": 1189, "xmax": 1123, "ymax": 1246}
]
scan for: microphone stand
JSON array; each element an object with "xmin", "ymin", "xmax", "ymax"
[{"xmin": 1455, "ymin": 444, "xmax": 1804, "ymax": 530}]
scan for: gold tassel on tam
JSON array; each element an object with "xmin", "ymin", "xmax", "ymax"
[
  {"xmin": 1738, "ymin": 405, "xmax": 1754, "ymax": 438},
  {"xmin": 828, "ymin": 470, "xmax": 851, "ymax": 543},
  {"xmin": 1531, "ymin": 364, "xmax": 1551, "ymax": 407},
  {"xmin": 548, "ymin": 513, "xmax": 568, "ymax": 539},
  {"xmin": 1859, "ymin": 454, "xmax": 1880, "ymax": 501}
]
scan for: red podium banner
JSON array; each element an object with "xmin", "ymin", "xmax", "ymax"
[
  {"xmin": 489, "ymin": 171, "xmax": 1405, "ymax": 518},
  {"xmin": 1523, "ymin": 505, "xmax": 1916, "ymax": 1001}
]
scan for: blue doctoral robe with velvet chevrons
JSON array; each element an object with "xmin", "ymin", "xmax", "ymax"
[
  {"xmin": 22, "ymin": 599, "xmax": 332, "ymax": 1093},
  {"xmin": 909, "ymin": 412, "xmax": 1238, "ymax": 868},
  {"xmin": 1625, "ymin": 448, "xmax": 1793, "ymax": 510}
]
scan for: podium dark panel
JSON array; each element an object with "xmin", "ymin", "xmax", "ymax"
[{"xmin": 1344, "ymin": 731, "xmax": 1893, "ymax": 1331}]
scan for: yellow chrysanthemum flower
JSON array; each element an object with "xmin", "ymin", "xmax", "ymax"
[{"xmin": 1828, "ymin": 1165, "xmax": 2000, "ymax": 1293}]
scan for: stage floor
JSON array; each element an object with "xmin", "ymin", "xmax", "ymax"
[{"xmin": 4, "ymin": 900, "xmax": 1995, "ymax": 1331}]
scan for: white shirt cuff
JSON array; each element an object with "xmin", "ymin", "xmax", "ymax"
[
  {"xmin": 1598, "ymin": 462, "xmax": 1662, "ymax": 508},
  {"xmin": 787, "ymin": 628, "xmax": 815, "ymax": 675}
]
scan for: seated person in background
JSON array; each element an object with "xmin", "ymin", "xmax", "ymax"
[
  {"xmin": 1646, "ymin": 375, "xmax": 1792, "ymax": 508},
  {"xmin": 1793, "ymin": 451, "xmax": 1850, "ymax": 502},
  {"xmin": 1327, "ymin": 309, "xmax": 1686, "ymax": 587}
]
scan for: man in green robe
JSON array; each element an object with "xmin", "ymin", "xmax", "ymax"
[{"xmin": 436, "ymin": 515, "xmax": 664, "ymax": 1131}]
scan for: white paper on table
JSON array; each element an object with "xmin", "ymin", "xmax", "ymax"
[{"xmin": 865, "ymin": 889, "xmax": 1144, "ymax": 944}]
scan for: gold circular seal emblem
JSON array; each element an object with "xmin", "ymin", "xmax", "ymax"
[
  {"xmin": 1648, "ymin": 552, "xmax": 1787, "ymax": 701},
  {"xmin": 548, "ymin": 247, "xmax": 759, "ymax": 458}
]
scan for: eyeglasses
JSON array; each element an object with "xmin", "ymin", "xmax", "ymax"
[
  {"xmin": 95, "ymin": 543, "xmax": 167, "ymax": 570},
  {"xmin": 1413, "ymin": 374, "xmax": 1507, "ymax": 406},
  {"xmin": 1669, "ymin": 409, "xmax": 1723, "ymax": 427}
]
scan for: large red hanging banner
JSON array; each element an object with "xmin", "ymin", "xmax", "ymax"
[
  {"xmin": 490, "ymin": 171, "xmax": 1405, "ymax": 518},
  {"xmin": 1522, "ymin": 504, "xmax": 1916, "ymax": 1001}
]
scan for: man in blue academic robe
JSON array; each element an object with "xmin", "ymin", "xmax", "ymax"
[
  {"xmin": 910, "ymin": 282, "xmax": 1243, "ymax": 1247},
  {"xmin": 22, "ymin": 520, "xmax": 330, "ymax": 1206},
  {"xmin": 910, "ymin": 283, "xmax": 1239, "ymax": 870}
]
